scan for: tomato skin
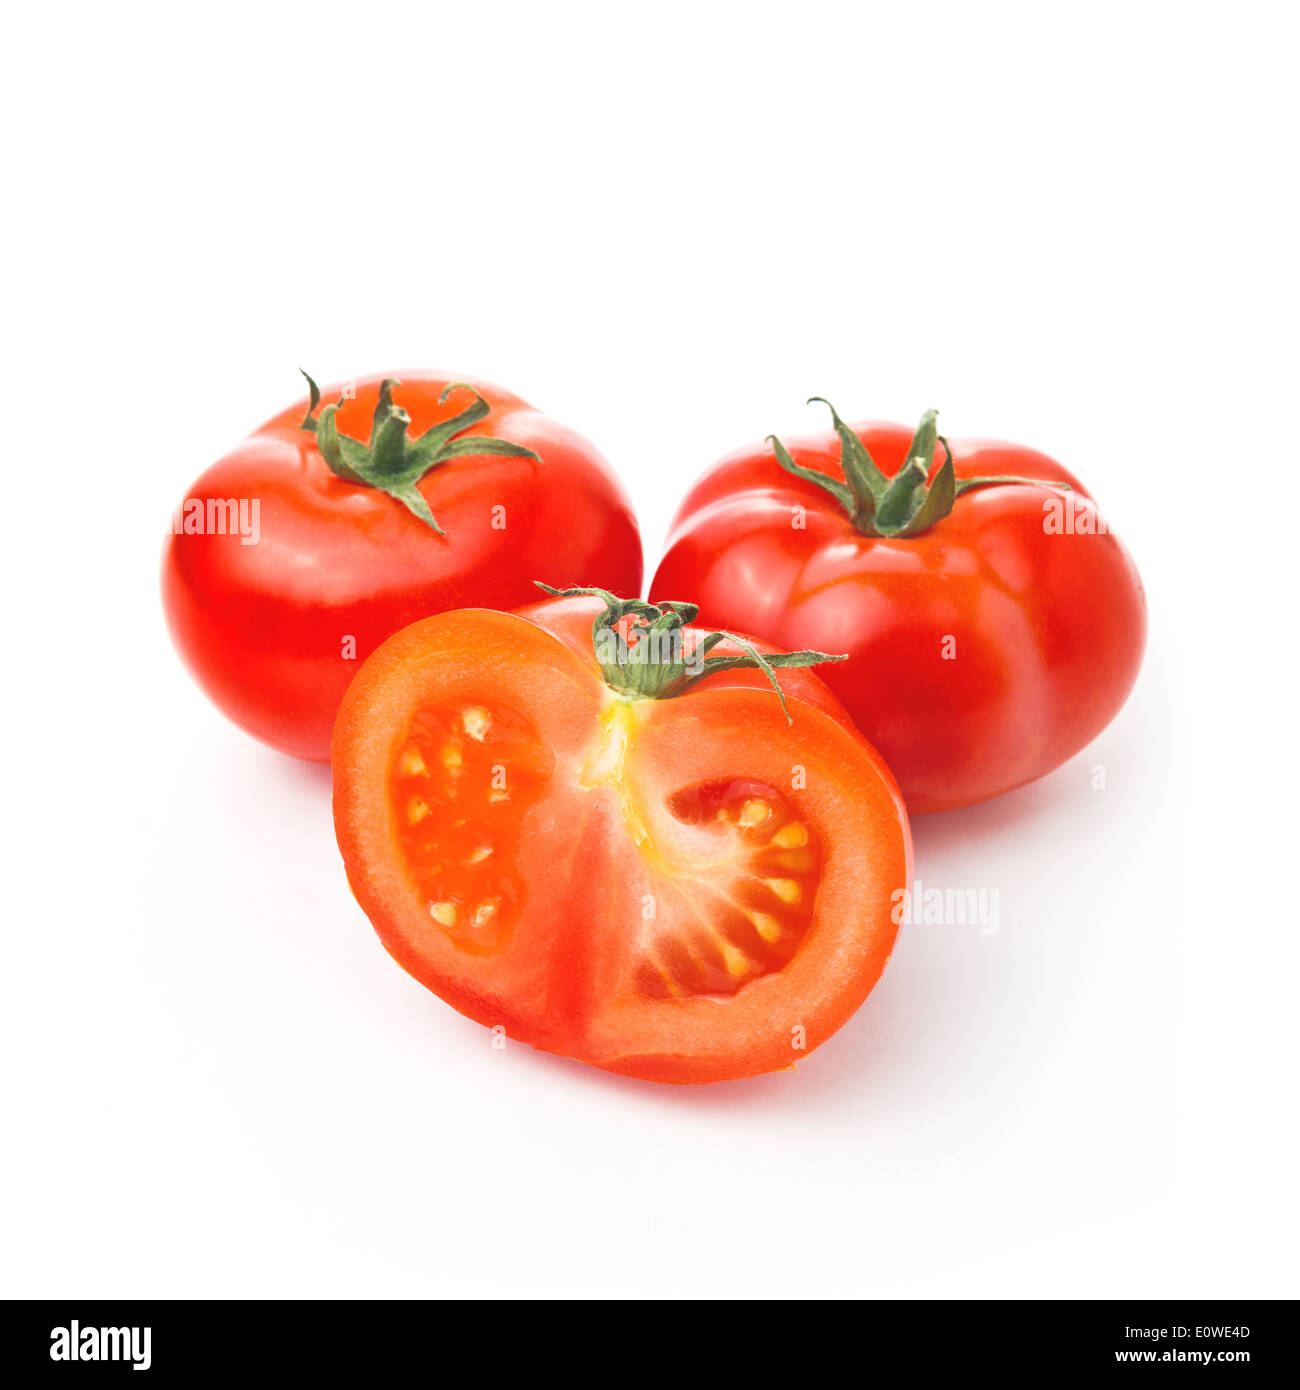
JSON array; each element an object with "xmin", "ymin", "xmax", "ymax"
[
  {"xmin": 651, "ymin": 422, "xmax": 1146, "ymax": 814},
  {"xmin": 332, "ymin": 597, "xmax": 911, "ymax": 1084},
  {"xmin": 162, "ymin": 372, "xmax": 642, "ymax": 760}
]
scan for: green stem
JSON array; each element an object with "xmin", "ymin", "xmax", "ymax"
[
  {"xmin": 534, "ymin": 583, "xmax": 846, "ymax": 724},
  {"xmin": 769, "ymin": 399, "xmax": 1071, "ymax": 539},
  {"xmin": 298, "ymin": 371, "xmax": 541, "ymax": 532}
]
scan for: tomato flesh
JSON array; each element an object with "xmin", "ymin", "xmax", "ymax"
[{"xmin": 334, "ymin": 599, "xmax": 912, "ymax": 1084}]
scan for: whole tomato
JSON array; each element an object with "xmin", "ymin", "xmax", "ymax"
[
  {"xmin": 651, "ymin": 400, "xmax": 1146, "ymax": 814},
  {"xmin": 163, "ymin": 372, "xmax": 642, "ymax": 760}
]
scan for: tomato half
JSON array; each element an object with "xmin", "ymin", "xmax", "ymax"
[
  {"xmin": 332, "ymin": 591, "xmax": 911, "ymax": 1084},
  {"xmin": 162, "ymin": 372, "xmax": 642, "ymax": 760},
  {"xmin": 651, "ymin": 402, "xmax": 1146, "ymax": 814}
]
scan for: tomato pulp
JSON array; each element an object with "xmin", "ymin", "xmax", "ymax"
[
  {"xmin": 163, "ymin": 372, "xmax": 642, "ymax": 760},
  {"xmin": 332, "ymin": 592, "xmax": 911, "ymax": 1083}
]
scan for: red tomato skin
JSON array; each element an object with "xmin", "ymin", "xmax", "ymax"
[
  {"xmin": 651, "ymin": 423, "xmax": 1145, "ymax": 814},
  {"xmin": 162, "ymin": 372, "xmax": 642, "ymax": 760}
]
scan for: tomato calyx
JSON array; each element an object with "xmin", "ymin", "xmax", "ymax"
[
  {"xmin": 768, "ymin": 398, "xmax": 1072, "ymax": 539},
  {"xmin": 297, "ymin": 370, "xmax": 542, "ymax": 533},
  {"xmin": 534, "ymin": 582, "xmax": 846, "ymax": 722}
]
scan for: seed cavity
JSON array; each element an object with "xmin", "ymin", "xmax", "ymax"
[
  {"xmin": 639, "ymin": 779, "xmax": 822, "ymax": 1001},
  {"xmin": 394, "ymin": 698, "xmax": 555, "ymax": 959}
]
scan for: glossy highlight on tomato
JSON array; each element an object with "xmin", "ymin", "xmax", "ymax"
[
  {"xmin": 332, "ymin": 593, "xmax": 911, "ymax": 1084},
  {"xmin": 162, "ymin": 372, "xmax": 642, "ymax": 761},
  {"xmin": 651, "ymin": 403, "xmax": 1146, "ymax": 814}
]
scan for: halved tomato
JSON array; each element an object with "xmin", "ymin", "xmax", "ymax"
[{"xmin": 332, "ymin": 588, "xmax": 911, "ymax": 1084}]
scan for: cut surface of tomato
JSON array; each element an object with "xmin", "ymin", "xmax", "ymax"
[
  {"xmin": 391, "ymin": 697, "xmax": 554, "ymax": 956},
  {"xmin": 333, "ymin": 593, "xmax": 911, "ymax": 1084}
]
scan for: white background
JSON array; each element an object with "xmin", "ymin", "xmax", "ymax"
[{"xmin": 2, "ymin": 1, "xmax": 1296, "ymax": 1298}]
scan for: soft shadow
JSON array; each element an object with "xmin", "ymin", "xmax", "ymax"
[
  {"xmin": 494, "ymin": 994, "xmax": 918, "ymax": 1117},
  {"xmin": 909, "ymin": 766, "xmax": 1080, "ymax": 856},
  {"xmin": 276, "ymin": 753, "xmax": 334, "ymax": 796},
  {"xmin": 507, "ymin": 1042, "xmax": 851, "ymax": 1112}
]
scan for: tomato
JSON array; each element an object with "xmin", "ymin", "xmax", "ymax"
[
  {"xmin": 162, "ymin": 372, "xmax": 642, "ymax": 760},
  {"xmin": 651, "ymin": 401, "xmax": 1146, "ymax": 814},
  {"xmin": 331, "ymin": 588, "xmax": 911, "ymax": 1084}
]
